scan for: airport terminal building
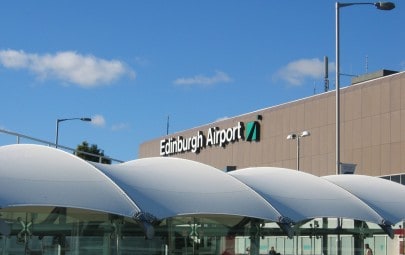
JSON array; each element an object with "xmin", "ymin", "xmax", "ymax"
[{"xmin": 139, "ymin": 70, "xmax": 405, "ymax": 181}]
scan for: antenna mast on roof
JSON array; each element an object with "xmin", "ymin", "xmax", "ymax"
[
  {"xmin": 166, "ymin": 115, "xmax": 170, "ymax": 135},
  {"xmin": 324, "ymin": 56, "xmax": 329, "ymax": 92},
  {"xmin": 365, "ymin": 55, "xmax": 368, "ymax": 73}
]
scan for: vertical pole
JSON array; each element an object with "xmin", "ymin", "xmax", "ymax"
[
  {"xmin": 297, "ymin": 137, "xmax": 300, "ymax": 171},
  {"xmin": 353, "ymin": 220, "xmax": 363, "ymax": 255},
  {"xmin": 324, "ymin": 56, "xmax": 329, "ymax": 92},
  {"xmin": 337, "ymin": 218, "xmax": 342, "ymax": 255},
  {"xmin": 335, "ymin": 2, "xmax": 341, "ymax": 175},
  {"xmin": 336, "ymin": 6, "xmax": 342, "ymax": 255},
  {"xmin": 166, "ymin": 115, "xmax": 170, "ymax": 135},
  {"xmin": 322, "ymin": 218, "xmax": 328, "ymax": 255},
  {"xmin": 55, "ymin": 119, "xmax": 60, "ymax": 148}
]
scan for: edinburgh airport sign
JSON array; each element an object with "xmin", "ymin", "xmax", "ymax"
[{"xmin": 159, "ymin": 121, "xmax": 260, "ymax": 156}]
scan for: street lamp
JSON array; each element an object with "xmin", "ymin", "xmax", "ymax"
[
  {"xmin": 335, "ymin": 1, "xmax": 395, "ymax": 175},
  {"xmin": 55, "ymin": 117, "xmax": 92, "ymax": 148},
  {"xmin": 287, "ymin": 131, "xmax": 310, "ymax": 171}
]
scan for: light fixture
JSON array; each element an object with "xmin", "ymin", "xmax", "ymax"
[
  {"xmin": 286, "ymin": 131, "xmax": 311, "ymax": 171},
  {"xmin": 55, "ymin": 117, "xmax": 92, "ymax": 148},
  {"xmin": 335, "ymin": 1, "xmax": 395, "ymax": 174}
]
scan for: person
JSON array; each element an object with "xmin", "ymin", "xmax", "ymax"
[
  {"xmin": 365, "ymin": 243, "xmax": 373, "ymax": 255},
  {"xmin": 269, "ymin": 246, "xmax": 277, "ymax": 255}
]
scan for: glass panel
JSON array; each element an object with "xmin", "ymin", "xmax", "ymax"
[
  {"xmin": 284, "ymin": 237, "xmax": 294, "ymax": 255},
  {"xmin": 380, "ymin": 176, "xmax": 390, "ymax": 181},
  {"xmin": 301, "ymin": 236, "xmax": 312, "ymax": 255},
  {"xmin": 374, "ymin": 235, "xmax": 387, "ymax": 255},
  {"xmin": 268, "ymin": 237, "xmax": 277, "ymax": 250},
  {"xmin": 341, "ymin": 235, "xmax": 353, "ymax": 255},
  {"xmin": 364, "ymin": 237, "xmax": 374, "ymax": 255},
  {"xmin": 259, "ymin": 237, "xmax": 269, "ymax": 254},
  {"xmin": 341, "ymin": 219, "xmax": 354, "ymax": 229},
  {"xmin": 314, "ymin": 237, "xmax": 322, "ymax": 255},
  {"xmin": 0, "ymin": 209, "xmax": 395, "ymax": 255},
  {"xmin": 328, "ymin": 218, "xmax": 339, "ymax": 229},
  {"xmin": 391, "ymin": 175, "xmax": 401, "ymax": 183},
  {"xmin": 329, "ymin": 236, "xmax": 337, "ymax": 255},
  {"xmin": 0, "ymin": 207, "xmax": 165, "ymax": 255},
  {"xmin": 235, "ymin": 236, "xmax": 249, "ymax": 255},
  {"xmin": 276, "ymin": 237, "xmax": 285, "ymax": 254}
]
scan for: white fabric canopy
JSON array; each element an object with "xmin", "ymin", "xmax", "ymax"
[
  {"xmin": 0, "ymin": 144, "xmax": 282, "ymax": 223},
  {"xmin": 92, "ymin": 157, "xmax": 282, "ymax": 222},
  {"xmin": 0, "ymin": 144, "xmax": 139, "ymax": 218},
  {"xmin": 0, "ymin": 143, "xmax": 401, "ymax": 234},
  {"xmin": 323, "ymin": 175, "xmax": 405, "ymax": 224},
  {"xmin": 229, "ymin": 167, "xmax": 386, "ymax": 225}
]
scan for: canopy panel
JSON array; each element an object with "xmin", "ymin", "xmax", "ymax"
[
  {"xmin": 0, "ymin": 144, "xmax": 139, "ymax": 218},
  {"xmin": 229, "ymin": 167, "xmax": 385, "ymax": 225},
  {"xmin": 1, "ymin": 144, "xmax": 402, "ymax": 230},
  {"xmin": 323, "ymin": 175, "xmax": 405, "ymax": 224},
  {"xmin": 93, "ymin": 157, "xmax": 283, "ymax": 222}
]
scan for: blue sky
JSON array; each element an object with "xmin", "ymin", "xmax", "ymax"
[{"xmin": 0, "ymin": 1, "xmax": 403, "ymax": 162}]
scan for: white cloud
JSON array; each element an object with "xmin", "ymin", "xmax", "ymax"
[
  {"xmin": 0, "ymin": 49, "xmax": 136, "ymax": 87},
  {"xmin": 173, "ymin": 70, "xmax": 232, "ymax": 87},
  {"xmin": 134, "ymin": 56, "xmax": 150, "ymax": 67},
  {"xmin": 91, "ymin": 114, "xmax": 106, "ymax": 127},
  {"xmin": 111, "ymin": 123, "xmax": 129, "ymax": 131},
  {"xmin": 90, "ymin": 115, "xmax": 130, "ymax": 131},
  {"xmin": 274, "ymin": 58, "xmax": 335, "ymax": 86}
]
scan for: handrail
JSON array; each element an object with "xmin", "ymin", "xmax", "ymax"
[{"xmin": 0, "ymin": 128, "xmax": 124, "ymax": 164}]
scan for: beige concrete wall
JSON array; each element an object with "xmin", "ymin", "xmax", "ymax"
[{"xmin": 139, "ymin": 72, "xmax": 405, "ymax": 177}]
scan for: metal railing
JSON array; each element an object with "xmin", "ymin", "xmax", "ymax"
[{"xmin": 0, "ymin": 128, "xmax": 124, "ymax": 164}]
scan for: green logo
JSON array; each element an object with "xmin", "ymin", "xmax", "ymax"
[{"xmin": 245, "ymin": 121, "xmax": 260, "ymax": 141}]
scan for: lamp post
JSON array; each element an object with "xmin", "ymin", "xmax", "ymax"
[
  {"xmin": 55, "ymin": 117, "xmax": 92, "ymax": 148},
  {"xmin": 287, "ymin": 131, "xmax": 310, "ymax": 171},
  {"xmin": 335, "ymin": 1, "xmax": 395, "ymax": 175}
]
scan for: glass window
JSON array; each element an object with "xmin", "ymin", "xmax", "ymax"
[
  {"xmin": 373, "ymin": 235, "xmax": 387, "ymax": 255},
  {"xmin": 328, "ymin": 236, "xmax": 338, "ymax": 255},
  {"xmin": 284, "ymin": 237, "xmax": 295, "ymax": 255},
  {"xmin": 0, "ymin": 207, "xmax": 163, "ymax": 255},
  {"xmin": 380, "ymin": 176, "xmax": 390, "ymax": 181},
  {"xmin": 301, "ymin": 236, "xmax": 312, "ymax": 255},
  {"xmin": 401, "ymin": 174, "xmax": 405, "ymax": 185},
  {"xmin": 0, "ymin": 209, "xmax": 394, "ymax": 255},
  {"xmin": 391, "ymin": 175, "xmax": 401, "ymax": 183},
  {"xmin": 341, "ymin": 235, "xmax": 353, "ymax": 255}
]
